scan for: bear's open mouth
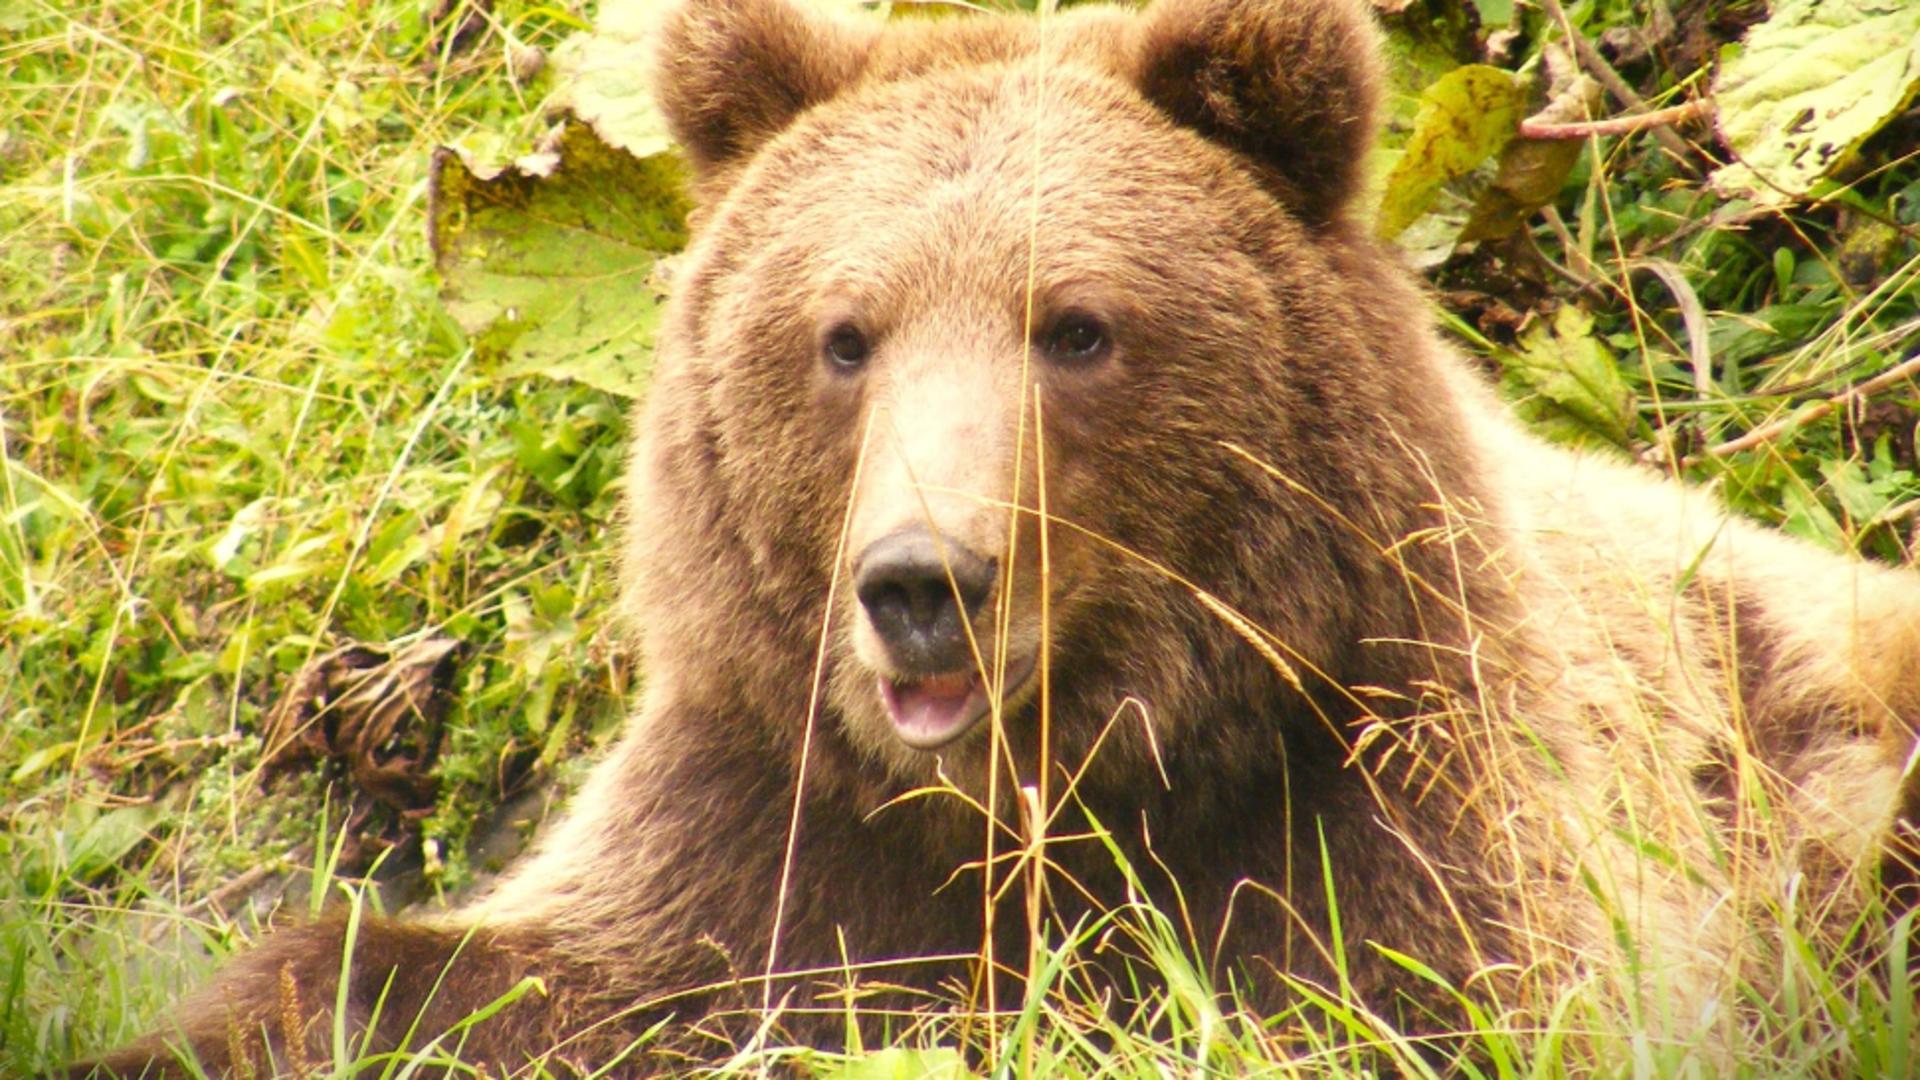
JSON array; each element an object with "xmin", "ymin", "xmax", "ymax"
[{"xmin": 879, "ymin": 653, "xmax": 1039, "ymax": 751}]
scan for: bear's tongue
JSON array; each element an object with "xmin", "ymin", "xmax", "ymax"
[{"xmin": 881, "ymin": 671, "xmax": 984, "ymax": 750}]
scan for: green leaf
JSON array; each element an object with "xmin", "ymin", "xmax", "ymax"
[
  {"xmin": 9, "ymin": 742, "xmax": 69, "ymax": 785},
  {"xmin": 1460, "ymin": 76, "xmax": 1600, "ymax": 243},
  {"xmin": 1470, "ymin": 0, "xmax": 1513, "ymax": 28},
  {"xmin": 207, "ymin": 496, "xmax": 271, "ymax": 574},
  {"xmin": 22, "ymin": 803, "xmax": 160, "ymax": 891},
  {"xmin": 1500, "ymin": 306, "xmax": 1635, "ymax": 449},
  {"xmin": 69, "ymin": 804, "xmax": 158, "ymax": 879},
  {"xmin": 245, "ymin": 533, "xmax": 340, "ymax": 594},
  {"xmin": 364, "ymin": 513, "xmax": 431, "ymax": 586},
  {"xmin": 1711, "ymin": 0, "xmax": 1920, "ymax": 206},
  {"xmin": 1376, "ymin": 65, "xmax": 1524, "ymax": 240},
  {"xmin": 1820, "ymin": 457, "xmax": 1895, "ymax": 525},
  {"xmin": 544, "ymin": 15, "xmax": 675, "ymax": 161},
  {"xmin": 1781, "ymin": 481, "xmax": 1848, "ymax": 550},
  {"xmin": 429, "ymin": 120, "xmax": 690, "ymax": 400},
  {"xmin": 818, "ymin": 1048, "xmax": 973, "ymax": 1080}
]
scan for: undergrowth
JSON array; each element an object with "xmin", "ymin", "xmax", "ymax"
[{"xmin": 2, "ymin": 0, "xmax": 628, "ymax": 1068}]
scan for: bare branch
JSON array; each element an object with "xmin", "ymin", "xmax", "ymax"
[
  {"xmin": 1537, "ymin": 0, "xmax": 1700, "ymax": 168},
  {"xmin": 1521, "ymin": 99, "xmax": 1712, "ymax": 141},
  {"xmin": 1696, "ymin": 352, "xmax": 1920, "ymax": 462}
]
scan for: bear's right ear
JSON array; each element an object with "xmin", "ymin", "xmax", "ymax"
[
  {"xmin": 653, "ymin": 0, "xmax": 874, "ymax": 184},
  {"xmin": 1126, "ymin": 0, "xmax": 1383, "ymax": 227}
]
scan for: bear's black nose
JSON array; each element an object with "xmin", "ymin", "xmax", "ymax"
[{"xmin": 854, "ymin": 529, "xmax": 996, "ymax": 674}]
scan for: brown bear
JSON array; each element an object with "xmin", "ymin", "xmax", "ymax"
[{"xmin": 76, "ymin": 0, "xmax": 1920, "ymax": 1074}]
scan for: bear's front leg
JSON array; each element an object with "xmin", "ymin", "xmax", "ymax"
[{"xmin": 68, "ymin": 916, "xmax": 557, "ymax": 1079}]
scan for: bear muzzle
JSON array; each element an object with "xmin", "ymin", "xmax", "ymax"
[{"xmin": 853, "ymin": 527, "xmax": 1037, "ymax": 749}]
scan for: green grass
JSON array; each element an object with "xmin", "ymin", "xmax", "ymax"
[
  {"xmin": 3, "ymin": 0, "xmax": 1919, "ymax": 1076},
  {"xmin": 0, "ymin": 0, "xmax": 629, "ymax": 1070}
]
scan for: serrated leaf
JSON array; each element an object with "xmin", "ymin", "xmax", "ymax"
[
  {"xmin": 1501, "ymin": 306, "xmax": 1634, "ymax": 449},
  {"xmin": 1821, "ymin": 456, "xmax": 1895, "ymax": 525},
  {"xmin": 1377, "ymin": 65, "xmax": 1524, "ymax": 240},
  {"xmin": 429, "ymin": 120, "xmax": 690, "ymax": 400},
  {"xmin": 1711, "ymin": 0, "xmax": 1920, "ymax": 206}
]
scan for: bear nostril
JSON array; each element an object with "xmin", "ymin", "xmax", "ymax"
[
  {"xmin": 860, "ymin": 580, "xmax": 922, "ymax": 633},
  {"xmin": 853, "ymin": 529, "xmax": 996, "ymax": 673},
  {"xmin": 905, "ymin": 578, "xmax": 944, "ymax": 628}
]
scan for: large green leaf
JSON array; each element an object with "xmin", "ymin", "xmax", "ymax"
[
  {"xmin": 543, "ymin": 0, "xmax": 674, "ymax": 161},
  {"xmin": 429, "ymin": 121, "xmax": 689, "ymax": 399},
  {"xmin": 1376, "ymin": 65, "xmax": 1524, "ymax": 241},
  {"xmin": 1712, "ymin": 0, "xmax": 1920, "ymax": 206}
]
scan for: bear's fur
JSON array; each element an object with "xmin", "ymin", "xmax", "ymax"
[{"xmin": 79, "ymin": 0, "xmax": 1920, "ymax": 1074}]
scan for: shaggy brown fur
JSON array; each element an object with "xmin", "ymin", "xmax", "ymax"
[{"xmin": 76, "ymin": 0, "xmax": 1920, "ymax": 1074}]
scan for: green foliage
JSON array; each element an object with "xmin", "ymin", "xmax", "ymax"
[
  {"xmin": 0, "ymin": 0, "xmax": 626, "ymax": 1070},
  {"xmin": 818, "ymin": 1047, "xmax": 973, "ymax": 1079},
  {"xmin": 1377, "ymin": 65, "xmax": 1526, "ymax": 240},
  {"xmin": 1711, "ymin": 0, "xmax": 1920, "ymax": 205},
  {"xmin": 1374, "ymin": 0, "xmax": 1920, "ymax": 564},
  {"xmin": 1500, "ymin": 305, "xmax": 1636, "ymax": 449},
  {"xmin": 431, "ymin": 123, "xmax": 689, "ymax": 398},
  {"xmin": 544, "ymin": 1, "xmax": 679, "ymax": 159}
]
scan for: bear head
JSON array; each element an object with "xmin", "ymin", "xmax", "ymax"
[{"xmin": 628, "ymin": 0, "xmax": 1499, "ymax": 796}]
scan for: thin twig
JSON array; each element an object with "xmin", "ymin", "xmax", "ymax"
[
  {"xmin": 1521, "ymin": 99, "xmax": 1712, "ymax": 141},
  {"xmin": 188, "ymin": 846, "xmax": 309, "ymax": 915},
  {"xmin": 1538, "ymin": 0, "xmax": 1698, "ymax": 169},
  {"xmin": 1697, "ymin": 352, "xmax": 1920, "ymax": 462}
]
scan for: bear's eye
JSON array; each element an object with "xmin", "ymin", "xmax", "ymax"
[
  {"xmin": 823, "ymin": 323, "xmax": 871, "ymax": 371},
  {"xmin": 1039, "ymin": 312, "xmax": 1110, "ymax": 365}
]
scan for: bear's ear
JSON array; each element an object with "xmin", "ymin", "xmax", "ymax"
[
  {"xmin": 1126, "ymin": 0, "xmax": 1383, "ymax": 227},
  {"xmin": 653, "ymin": 0, "xmax": 874, "ymax": 182}
]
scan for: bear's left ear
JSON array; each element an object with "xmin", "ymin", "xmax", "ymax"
[
  {"xmin": 653, "ymin": 0, "xmax": 875, "ymax": 183},
  {"xmin": 1126, "ymin": 0, "xmax": 1383, "ymax": 227}
]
